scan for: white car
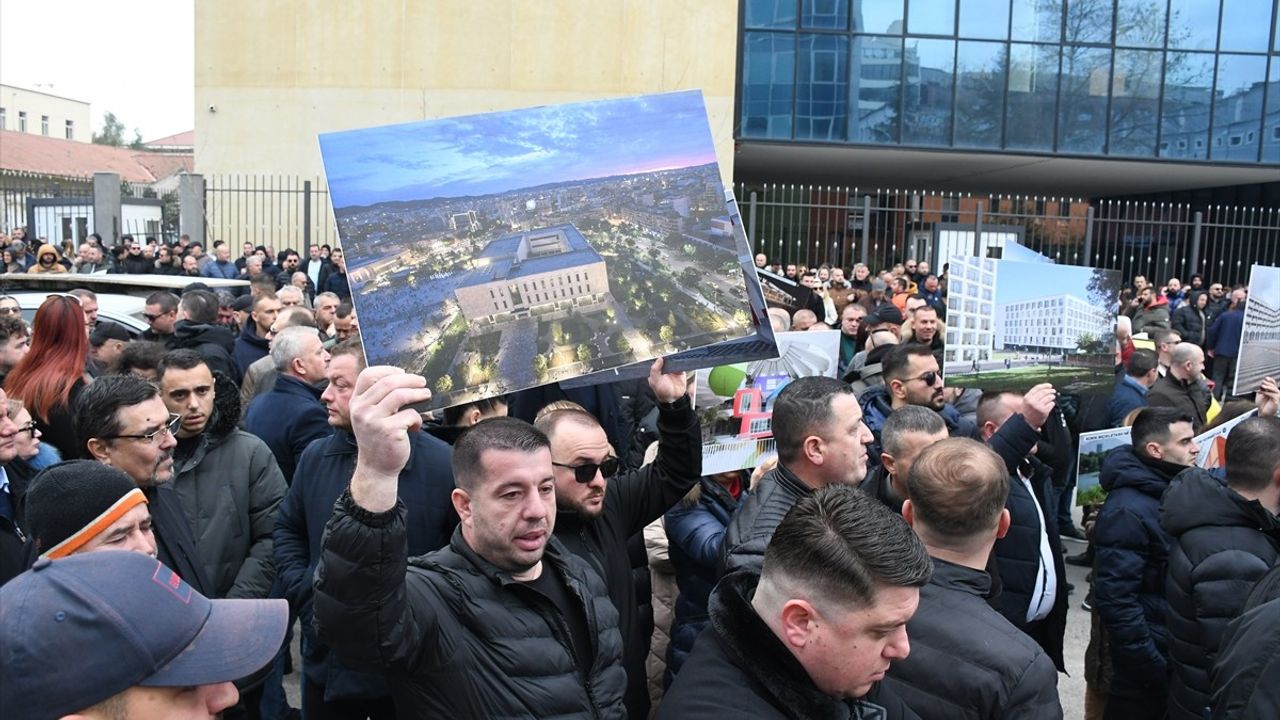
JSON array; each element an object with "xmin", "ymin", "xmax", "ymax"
[{"xmin": 7, "ymin": 292, "xmax": 150, "ymax": 337}]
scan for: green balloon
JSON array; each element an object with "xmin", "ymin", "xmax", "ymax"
[{"xmin": 707, "ymin": 365, "xmax": 747, "ymax": 397}]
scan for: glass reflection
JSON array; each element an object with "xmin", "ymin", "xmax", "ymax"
[
  {"xmin": 796, "ymin": 34, "xmax": 850, "ymax": 140},
  {"xmin": 960, "ymin": 0, "xmax": 1011, "ymax": 40},
  {"xmin": 1263, "ymin": 60, "xmax": 1280, "ymax": 162},
  {"xmin": 745, "ymin": 0, "xmax": 798, "ymax": 29},
  {"xmin": 1011, "ymin": 0, "xmax": 1061, "ymax": 42},
  {"xmin": 1065, "ymin": 0, "xmax": 1114, "ymax": 44},
  {"xmin": 853, "ymin": 35, "xmax": 903, "ymax": 142},
  {"xmin": 1058, "ymin": 46, "xmax": 1111, "ymax": 153},
  {"xmin": 740, "ymin": 32, "xmax": 797, "ymax": 139},
  {"xmin": 1168, "ymin": 0, "xmax": 1219, "ymax": 50},
  {"xmin": 1219, "ymin": 0, "xmax": 1271, "ymax": 52},
  {"xmin": 1210, "ymin": 54, "xmax": 1267, "ymax": 161},
  {"xmin": 903, "ymin": 39, "xmax": 956, "ymax": 145},
  {"xmin": 855, "ymin": 0, "xmax": 904, "ymax": 33},
  {"xmin": 1160, "ymin": 52, "xmax": 1214, "ymax": 159},
  {"xmin": 1116, "ymin": 0, "xmax": 1166, "ymax": 48},
  {"xmin": 1109, "ymin": 49, "xmax": 1162, "ymax": 156},
  {"xmin": 801, "ymin": 0, "xmax": 849, "ymax": 30},
  {"xmin": 1006, "ymin": 43, "xmax": 1060, "ymax": 150},
  {"xmin": 956, "ymin": 41, "xmax": 1008, "ymax": 147},
  {"xmin": 909, "ymin": 0, "xmax": 955, "ymax": 35}
]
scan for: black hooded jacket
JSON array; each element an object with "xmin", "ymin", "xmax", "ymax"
[
  {"xmin": 1160, "ymin": 468, "xmax": 1280, "ymax": 720},
  {"xmin": 171, "ymin": 320, "xmax": 240, "ymax": 384}
]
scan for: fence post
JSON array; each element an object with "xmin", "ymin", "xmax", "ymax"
[
  {"xmin": 1083, "ymin": 206, "xmax": 1095, "ymax": 265},
  {"xmin": 179, "ymin": 173, "xmax": 206, "ymax": 244},
  {"xmin": 1189, "ymin": 211, "xmax": 1203, "ymax": 276},
  {"xmin": 92, "ymin": 172, "xmax": 122, "ymax": 245},
  {"xmin": 748, "ymin": 190, "xmax": 758, "ymax": 251},
  {"xmin": 860, "ymin": 194, "xmax": 871, "ymax": 267},
  {"xmin": 973, "ymin": 202, "xmax": 985, "ymax": 257},
  {"xmin": 303, "ymin": 180, "xmax": 313, "ymax": 248}
]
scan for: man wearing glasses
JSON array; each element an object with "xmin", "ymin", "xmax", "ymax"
[
  {"xmin": 74, "ymin": 374, "xmax": 213, "ymax": 595},
  {"xmin": 532, "ymin": 358, "xmax": 699, "ymax": 720}
]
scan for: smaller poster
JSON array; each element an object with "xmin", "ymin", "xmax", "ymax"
[
  {"xmin": 698, "ymin": 330, "xmax": 840, "ymax": 475},
  {"xmin": 1076, "ymin": 426, "xmax": 1132, "ymax": 505},
  {"xmin": 1192, "ymin": 409, "xmax": 1258, "ymax": 469},
  {"xmin": 1232, "ymin": 264, "xmax": 1280, "ymax": 396}
]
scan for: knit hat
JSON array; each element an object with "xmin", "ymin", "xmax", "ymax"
[{"xmin": 24, "ymin": 461, "xmax": 147, "ymax": 558}]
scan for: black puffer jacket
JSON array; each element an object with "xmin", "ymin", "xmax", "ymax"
[
  {"xmin": 171, "ymin": 320, "xmax": 240, "ymax": 384},
  {"xmin": 658, "ymin": 571, "xmax": 920, "ymax": 719},
  {"xmin": 314, "ymin": 492, "xmax": 626, "ymax": 718},
  {"xmin": 719, "ymin": 462, "xmax": 813, "ymax": 576},
  {"xmin": 1160, "ymin": 468, "xmax": 1280, "ymax": 720},
  {"xmin": 883, "ymin": 558, "xmax": 1062, "ymax": 720},
  {"xmin": 1209, "ymin": 565, "xmax": 1280, "ymax": 720}
]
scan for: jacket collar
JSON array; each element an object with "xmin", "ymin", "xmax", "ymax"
[
  {"xmin": 273, "ymin": 373, "xmax": 324, "ymax": 401},
  {"xmin": 442, "ymin": 524, "xmax": 574, "ymax": 590},
  {"xmin": 927, "ymin": 557, "xmax": 991, "ymax": 598},
  {"xmin": 1121, "ymin": 374, "xmax": 1150, "ymax": 396},
  {"xmin": 773, "ymin": 461, "xmax": 817, "ymax": 495}
]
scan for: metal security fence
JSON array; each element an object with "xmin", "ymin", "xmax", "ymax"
[
  {"xmin": 735, "ymin": 183, "xmax": 1280, "ymax": 288},
  {"xmin": 203, "ymin": 174, "xmax": 338, "ymax": 253},
  {"xmin": 1, "ymin": 172, "xmax": 94, "ymax": 236}
]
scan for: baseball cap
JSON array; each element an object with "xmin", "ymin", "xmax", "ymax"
[
  {"xmin": 866, "ymin": 304, "xmax": 905, "ymax": 326},
  {"xmin": 89, "ymin": 321, "xmax": 130, "ymax": 347},
  {"xmin": 0, "ymin": 551, "xmax": 287, "ymax": 718},
  {"xmin": 232, "ymin": 295, "xmax": 254, "ymax": 312}
]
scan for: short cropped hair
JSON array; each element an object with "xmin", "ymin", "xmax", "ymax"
[
  {"xmin": 761, "ymin": 484, "xmax": 931, "ymax": 609},
  {"xmin": 179, "ymin": 290, "xmax": 219, "ymax": 324},
  {"xmin": 270, "ymin": 326, "xmax": 319, "ymax": 372},
  {"xmin": 906, "ymin": 438, "xmax": 1010, "ymax": 543},
  {"xmin": 881, "ymin": 405, "xmax": 947, "ymax": 458},
  {"xmin": 144, "ymin": 291, "xmax": 179, "ymax": 313},
  {"xmin": 1170, "ymin": 342, "xmax": 1202, "ymax": 365},
  {"xmin": 75, "ymin": 375, "xmax": 162, "ymax": 446},
  {"xmin": 1151, "ymin": 328, "xmax": 1180, "ymax": 347},
  {"xmin": 156, "ymin": 349, "xmax": 208, "ymax": 381},
  {"xmin": 1126, "ymin": 348, "xmax": 1159, "ymax": 378},
  {"xmin": 336, "ymin": 301, "xmax": 355, "ymax": 319},
  {"xmin": 976, "ymin": 390, "xmax": 1020, "ymax": 430},
  {"xmin": 451, "ymin": 417, "xmax": 550, "ymax": 492},
  {"xmin": 253, "ymin": 292, "xmax": 279, "ymax": 312},
  {"xmin": 1225, "ymin": 416, "xmax": 1280, "ymax": 492},
  {"xmin": 277, "ymin": 306, "xmax": 317, "ymax": 329},
  {"xmin": 327, "ymin": 338, "xmax": 366, "ymax": 371},
  {"xmin": 112, "ymin": 341, "xmax": 168, "ymax": 377},
  {"xmin": 771, "ymin": 376, "xmax": 856, "ymax": 464},
  {"xmin": 1131, "ymin": 407, "xmax": 1194, "ymax": 460},
  {"xmin": 444, "ymin": 395, "xmax": 508, "ymax": 426},
  {"xmin": 882, "ymin": 343, "xmax": 936, "ymax": 383}
]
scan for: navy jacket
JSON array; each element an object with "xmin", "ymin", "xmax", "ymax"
[
  {"xmin": 274, "ymin": 428, "xmax": 456, "ymax": 701},
  {"xmin": 244, "ymin": 375, "xmax": 331, "ymax": 485},
  {"xmin": 1160, "ymin": 468, "xmax": 1280, "ymax": 720},
  {"xmin": 1106, "ymin": 375, "xmax": 1150, "ymax": 428},
  {"xmin": 663, "ymin": 477, "xmax": 742, "ymax": 681},
  {"xmin": 859, "ymin": 385, "xmax": 975, "ymax": 468},
  {"xmin": 324, "ymin": 271, "xmax": 350, "ymax": 301},
  {"xmin": 1093, "ymin": 445, "xmax": 1182, "ymax": 697},
  {"xmin": 1207, "ymin": 309, "xmax": 1244, "ymax": 359},
  {"xmin": 232, "ymin": 320, "xmax": 271, "ymax": 377}
]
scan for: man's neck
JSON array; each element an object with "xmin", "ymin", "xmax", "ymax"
[
  {"xmin": 1231, "ymin": 485, "xmax": 1280, "ymax": 516},
  {"xmin": 926, "ymin": 542, "xmax": 991, "ymax": 571}
]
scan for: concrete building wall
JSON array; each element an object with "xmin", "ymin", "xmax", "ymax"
[
  {"xmin": 194, "ymin": 0, "xmax": 740, "ymax": 188},
  {"xmin": 0, "ymin": 85, "xmax": 91, "ymax": 142}
]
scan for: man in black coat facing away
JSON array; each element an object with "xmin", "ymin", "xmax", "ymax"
[
  {"xmin": 886, "ymin": 437, "xmax": 1063, "ymax": 719},
  {"xmin": 660, "ymin": 484, "xmax": 930, "ymax": 719},
  {"xmin": 1161, "ymin": 415, "xmax": 1280, "ymax": 720},
  {"xmin": 533, "ymin": 357, "xmax": 700, "ymax": 720},
  {"xmin": 314, "ymin": 368, "xmax": 626, "ymax": 718}
]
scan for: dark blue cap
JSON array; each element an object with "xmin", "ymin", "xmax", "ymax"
[{"xmin": 0, "ymin": 551, "xmax": 287, "ymax": 718}]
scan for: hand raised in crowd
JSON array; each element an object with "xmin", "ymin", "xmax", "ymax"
[
  {"xmin": 1257, "ymin": 376, "xmax": 1279, "ymax": 418},
  {"xmin": 1020, "ymin": 382, "xmax": 1057, "ymax": 431},
  {"xmin": 648, "ymin": 356, "xmax": 688, "ymax": 404},
  {"xmin": 348, "ymin": 366, "xmax": 433, "ymax": 513}
]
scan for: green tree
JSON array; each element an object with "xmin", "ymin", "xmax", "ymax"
[
  {"xmin": 733, "ymin": 309, "xmax": 749, "ymax": 326},
  {"xmin": 435, "ymin": 375, "xmax": 454, "ymax": 393},
  {"xmin": 533, "ymin": 354, "xmax": 549, "ymax": 379},
  {"xmin": 93, "ymin": 111, "xmax": 126, "ymax": 146},
  {"xmin": 659, "ymin": 325, "xmax": 675, "ymax": 343},
  {"xmin": 576, "ymin": 344, "xmax": 593, "ymax": 363}
]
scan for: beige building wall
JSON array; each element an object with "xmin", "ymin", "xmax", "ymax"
[
  {"xmin": 0, "ymin": 85, "xmax": 91, "ymax": 142},
  {"xmin": 195, "ymin": 0, "xmax": 740, "ymax": 190}
]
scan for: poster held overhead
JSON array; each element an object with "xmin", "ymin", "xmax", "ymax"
[
  {"xmin": 318, "ymin": 91, "xmax": 755, "ymax": 410},
  {"xmin": 1231, "ymin": 264, "xmax": 1280, "ymax": 397}
]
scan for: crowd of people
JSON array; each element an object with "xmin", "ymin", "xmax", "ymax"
[{"xmin": 0, "ymin": 242, "xmax": 1276, "ymax": 720}]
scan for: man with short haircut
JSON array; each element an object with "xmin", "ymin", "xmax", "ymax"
[
  {"xmin": 1132, "ymin": 286, "xmax": 1172, "ymax": 334},
  {"xmin": 1093, "ymin": 407, "xmax": 1200, "ymax": 719},
  {"xmin": 240, "ymin": 306, "xmax": 317, "ymax": 417},
  {"xmin": 754, "ymin": 252, "xmax": 767, "ymax": 269},
  {"xmin": 275, "ymin": 249, "xmax": 302, "ymax": 288},
  {"xmin": 245, "ymin": 326, "xmax": 330, "ymax": 484},
  {"xmin": 189, "ymin": 240, "xmax": 212, "ymax": 272},
  {"xmin": 119, "ymin": 235, "xmax": 153, "ymax": 274},
  {"xmin": 1148, "ymin": 342, "xmax": 1210, "ymax": 430},
  {"xmin": 202, "ymin": 242, "xmax": 239, "ymax": 279},
  {"xmin": 534, "ymin": 358, "xmax": 699, "ymax": 719},
  {"xmin": 76, "ymin": 374, "xmax": 213, "ymax": 595},
  {"xmin": 334, "ymin": 300, "xmax": 359, "ymax": 340},
  {"xmin": 89, "ymin": 322, "xmax": 130, "ymax": 371},
  {"xmin": 114, "ymin": 340, "xmax": 168, "ymax": 381},
  {"xmin": 159, "ymin": 350, "xmax": 285, "ymax": 599},
  {"xmin": 860, "ymin": 343, "xmax": 975, "ymax": 466},
  {"xmin": 791, "ymin": 308, "xmax": 819, "ymax": 331},
  {"xmin": 1202, "ymin": 282, "xmax": 1229, "ymax": 324},
  {"xmin": 0, "ymin": 314, "xmax": 29, "ymax": 386},
  {"xmin": 1160, "ymin": 416, "xmax": 1280, "ymax": 720},
  {"xmin": 68, "ymin": 288, "xmax": 99, "ymax": 332},
  {"xmin": 171, "ymin": 289, "xmax": 240, "ymax": 383},
  {"xmin": 0, "ymin": 551, "xmax": 287, "ymax": 720},
  {"xmin": 301, "ymin": 244, "xmax": 331, "ymax": 293},
  {"xmin": 75, "ymin": 242, "xmax": 105, "ymax": 273},
  {"xmin": 1151, "ymin": 328, "xmax": 1181, "ymax": 375},
  {"xmin": 276, "ymin": 340, "xmax": 455, "ymax": 717},
  {"xmin": 181, "ymin": 253, "xmax": 201, "ymax": 276},
  {"xmin": 859, "ymin": 405, "xmax": 949, "ymax": 514},
  {"xmin": 142, "ymin": 290, "xmax": 180, "ymax": 346},
  {"xmin": 889, "ymin": 438, "xmax": 1062, "ymax": 718},
  {"xmin": 837, "ymin": 302, "xmax": 868, "ymax": 378},
  {"xmin": 313, "ymin": 291, "xmax": 340, "ymax": 340},
  {"xmin": 22, "ymin": 460, "xmax": 156, "ymax": 559},
  {"xmin": 661, "ymin": 485, "xmax": 929, "ymax": 719},
  {"xmin": 903, "ymin": 304, "xmax": 943, "ymax": 367},
  {"xmin": 234, "ymin": 292, "xmax": 282, "ymax": 376},
  {"xmin": 290, "ymin": 271, "xmax": 313, "ymax": 302},
  {"xmin": 315, "ymin": 370, "xmax": 627, "ymax": 717},
  {"xmin": 277, "ymin": 284, "xmax": 305, "ymax": 308},
  {"xmin": 1107, "ymin": 348, "xmax": 1160, "ymax": 427},
  {"xmin": 721, "ymin": 376, "xmax": 874, "ymax": 575}
]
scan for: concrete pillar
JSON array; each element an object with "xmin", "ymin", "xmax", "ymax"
[
  {"xmin": 92, "ymin": 172, "xmax": 122, "ymax": 245},
  {"xmin": 179, "ymin": 173, "xmax": 206, "ymax": 244}
]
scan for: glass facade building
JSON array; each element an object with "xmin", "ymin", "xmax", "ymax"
[{"xmin": 739, "ymin": 0, "xmax": 1280, "ymax": 163}]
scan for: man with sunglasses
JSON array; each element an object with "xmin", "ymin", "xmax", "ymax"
[
  {"xmin": 142, "ymin": 290, "xmax": 180, "ymax": 347},
  {"xmin": 75, "ymin": 374, "xmax": 213, "ymax": 595},
  {"xmin": 533, "ymin": 357, "xmax": 699, "ymax": 720},
  {"xmin": 859, "ymin": 343, "xmax": 976, "ymax": 469}
]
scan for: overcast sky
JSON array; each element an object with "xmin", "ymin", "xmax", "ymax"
[{"xmin": 0, "ymin": 0, "xmax": 194, "ymax": 141}]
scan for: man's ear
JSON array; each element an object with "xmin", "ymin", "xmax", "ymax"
[
  {"xmin": 888, "ymin": 378, "xmax": 905, "ymax": 400},
  {"xmin": 452, "ymin": 488, "xmax": 473, "ymax": 524},
  {"xmin": 462, "ymin": 408, "xmax": 482, "ymax": 427},
  {"xmin": 802, "ymin": 435, "xmax": 824, "ymax": 467},
  {"xmin": 881, "ymin": 452, "xmax": 897, "ymax": 478},
  {"xmin": 778, "ymin": 598, "xmax": 818, "ymax": 650},
  {"xmin": 996, "ymin": 508, "xmax": 1011, "ymax": 539},
  {"xmin": 901, "ymin": 498, "xmax": 916, "ymax": 528},
  {"xmin": 85, "ymin": 438, "xmax": 111, "ymax": 464}
]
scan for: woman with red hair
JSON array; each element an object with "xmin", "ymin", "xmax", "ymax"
[{"xmin": 5, "ymin": 295, "xmax": 91, "ymax": 458}]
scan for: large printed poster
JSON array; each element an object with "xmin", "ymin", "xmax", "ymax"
[
  {"xmin": 1233, "ymin": 264, "xmax": 1280, "ymax": 396},
  {"xmin": 319, "ymin": 91, "xmax": 755, "ymax": 409}
]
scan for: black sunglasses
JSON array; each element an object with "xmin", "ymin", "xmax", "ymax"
[
  {"xmin": 907, "ymin": 371, "xmax": 941, "ymax": 386},
  {"xmin": 552, "ymin": 456, "xmax": 620, "ymax": 484}
]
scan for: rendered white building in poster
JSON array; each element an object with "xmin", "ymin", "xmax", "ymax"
[
  {"xmin": 997, "ymin": 293, "xmax": 1109, "ymax": 352},
  {"xmin": 944, "ymin": 255, "xmax": 997, "ymax": 363}
]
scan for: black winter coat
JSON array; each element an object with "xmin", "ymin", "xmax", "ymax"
[
  {"xmin": 314, "ymin": 492, "xmax": 627, "ymax": 718},
  {"xmin": 1172, "ymin": 304, "xmax": 1207, "ymax": 346},
  {"xmin": 275, "ymin": 429, "xmax": 455, "ymax": 701},
  {"xmin": 552, "ymin": 395, "xmax": 701, "ymax": 720},
  {"xmin": 1160, "ymin": 468, "xmax": 1280, "ymax": 720},
  {"xmin": 1092, "ymin": 445, "xmax": 1181, "ymax": 697},
  {"xmin": 1148, "ymin": 373, "xmax": 1210, "ymax": 431},
  {"xmin": 171, "ymin": 321, "xmax": 240, "ymax": 385},
  {"xmin": 1210, "ymin": 590, "xmax": 1280, "ymax": 720},
  {"xmin": 883, "ymin": 558, "xmax": 1062, "ymax": 720},
  {"xmin": 232, "ymin": 320, "xmax": 271, "ymax": 378},
  {"xmin": 720, "ymin": 462, "xmax": 813, "ymax": 576},
  {"xmin": 658, "ymin": 571, "xmax": 921, "ymax": 720},
  {"xmin": 244, "ymin": 375, "xmax": 331, "ymax": 485}
]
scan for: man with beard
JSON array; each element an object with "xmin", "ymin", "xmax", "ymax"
[
  {"xmin": 26, "ymin": 243, "xmax": 68, "ymax": 274},
  {"xmin": 532, "ymin": 357, "xmax": 699, "ymax": 720},
  {"xmin": 170, "ymin": 289, "xmax": 240, "ymax": 384},
  {"xmin": 275, "ymin": 340, "xmax": 455, "ymax": 717},
  {"xmin": 859, "ymin": 343, "xmax": 974, "ymax": 467},
  {"xmin": 315, "ymin": 369, "xmax": 627, "ymax": 718},
  {"xmin": 1093, "ymin": 408, "xmax": 1200, "ymax": 720},
  {"xmin": 158, "ymin": 349, "xmax": 284, "ymax": 600},
  {"xmin": 76, "ymin": 374, "xmax": 213, "ymax": 596}
]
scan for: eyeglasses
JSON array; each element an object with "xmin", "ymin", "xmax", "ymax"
[
  {"xmin": 552, "ymin": 456, "xmax": 620, "ymax": 484},
  {"xmin": 102, "ymin": 413, "xmax": 181, "ymax": 444},
  {"xmin": 906, "ymin": 371, "xmax": 941, "ymax": 386},
  {"xmin": 17, "ymin": 421, "xmax": 38, "ymax": 438},
  {"xmin": 0, "ymin": 306, "xmax": 20, "ymax": 315}
]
